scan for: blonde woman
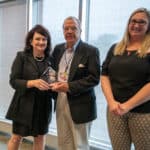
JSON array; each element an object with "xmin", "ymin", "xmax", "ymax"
[{"xmin": 101, "ymin": 8, "xmax": 150, "ymax": 150}]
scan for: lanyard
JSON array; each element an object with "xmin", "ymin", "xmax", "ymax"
[{"xmin": 64, "ymin": 50, "xmax": 73, "ymax": 72}]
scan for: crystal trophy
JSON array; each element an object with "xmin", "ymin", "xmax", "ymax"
[
  {"xmin": 41, "ymin": 66, "xmax": 56, "ymax": 83},
  {"xmin": 48, "ymin": 66, "xmax": 56, "ymax": 83}
]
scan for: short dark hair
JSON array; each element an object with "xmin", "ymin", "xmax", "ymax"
[{"xmin": 24, "ymin": 24, "xmax": 51, "ymax": 57}]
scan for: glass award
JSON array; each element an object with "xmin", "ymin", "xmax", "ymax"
[{"xmin": 41, "ymin": 66, "xmax": 56, "ymax": 83}]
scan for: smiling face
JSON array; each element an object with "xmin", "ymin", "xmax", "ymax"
[
  {"xmin": 31, "ymin": 32, "xmax": 48, "ymax": 56},
  {"xmin": 128, "ymin": 12, "xmax": 149, "ymax": 39},
  {"xmin": 63, "ymin": 18, "xmax": 81, "ymax": 48}
]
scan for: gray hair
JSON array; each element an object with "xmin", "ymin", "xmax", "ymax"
[{"xmin": 63, "ymin": 16, "xmax": 81, "ymax": 30}]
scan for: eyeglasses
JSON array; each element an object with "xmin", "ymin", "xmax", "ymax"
[
  {"xmin": 63, "ymin": 26, "xmax": 78, "ymax": 31},
  {"xmin": 129, "ymin": 19, "xmax": 148, "ymax": 26}
]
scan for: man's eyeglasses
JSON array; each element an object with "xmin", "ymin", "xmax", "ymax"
[
  {"xmin": 129, "ymin": 19, "xmax": 148, "ymax": 26},
  {"xmin": 63, "ymin": 26, "xmax": 78, "ymax": 31}
]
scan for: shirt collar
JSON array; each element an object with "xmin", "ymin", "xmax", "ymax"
[{"xmin": 65, "ymin": 39, "xmax": 80, "ymax": 52}]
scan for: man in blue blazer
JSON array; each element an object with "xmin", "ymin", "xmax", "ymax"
[{"xmin": 50, "ymin": 16, "xmax": 100, "ymax": 150}]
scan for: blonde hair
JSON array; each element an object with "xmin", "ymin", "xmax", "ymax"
[{"xmin": 114, "ymin": 8, "xmax": 150, "ymax": 57}]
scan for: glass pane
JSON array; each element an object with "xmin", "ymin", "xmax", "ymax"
[
  {"xmin": 0, "ymin": 0, "xmax": 27, "ymax": 118},
  {"xmin": 42, "ymin": 0, "xmax": 79, "ymax": 46},
  {"xmin": 32, "ymin": 0, "xmax": 42, "ymax": 26},
  {"xmin": 89, "ymin": 0, "xmax": 150, "ymax": 148}
]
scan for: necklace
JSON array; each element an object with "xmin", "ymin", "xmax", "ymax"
[{"xmin": 34, "ymin": 56, "xmax": 45, "ymax": 62}]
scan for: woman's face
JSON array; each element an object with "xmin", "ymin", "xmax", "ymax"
[
  {"xmin": 128, "ymin": 12, "xmax": 149, "ymax": 39},
  {"xmin": 31, "ymin": 32, "xmax": 47, "ymax": 53}
]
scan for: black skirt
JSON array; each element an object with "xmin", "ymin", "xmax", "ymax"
[{"xmin": 12, "ymin": 91, "xmax": 52, "ymax": 137}]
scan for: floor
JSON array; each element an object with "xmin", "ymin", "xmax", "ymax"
[
  {"xmin": 0, "ymin": 131, "xmax": 104, "ymax": 150},
  {"xmin": 0, "ymin": 132, "xmax": 55, "ymax": 150}
]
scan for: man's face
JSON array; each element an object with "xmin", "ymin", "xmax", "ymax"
[{"xmin": 63, "ymin": 19, "xmax": 81, "ymax": 47}]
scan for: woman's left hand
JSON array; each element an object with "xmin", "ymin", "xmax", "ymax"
[{"xmin": 117, "ymin": 103, "xmax": 130, "ymax": 115}]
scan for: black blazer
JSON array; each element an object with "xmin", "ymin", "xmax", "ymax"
[
  {"xmin": 6, "ymin": 51, "xmax": 52, "ymax": 127},
  {"xmin": 52, "ymin": 40, "xmax": 101, "ymax": 124}
]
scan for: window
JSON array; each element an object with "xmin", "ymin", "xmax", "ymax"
[{"xmin": 41, "ymin": 0, "xmax": 79, "ymax": 46}]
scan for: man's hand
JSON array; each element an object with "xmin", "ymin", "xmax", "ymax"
[{"xmin": 49, "ymin": 82, "xmax": 69, "ymax": 92}]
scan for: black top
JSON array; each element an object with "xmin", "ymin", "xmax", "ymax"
[{"xmin": 102, "ymin": 44, "xmax": 150, "ymax": 113}]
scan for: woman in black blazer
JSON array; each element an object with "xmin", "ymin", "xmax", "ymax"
[{"xmin": 6, "ymin": 24, "xmax": 54, "ymax": 150}]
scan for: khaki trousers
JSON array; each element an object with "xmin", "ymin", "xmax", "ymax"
[{"xmin": 56, "ymin": 92, "xmax": 91, "ymax": 150}]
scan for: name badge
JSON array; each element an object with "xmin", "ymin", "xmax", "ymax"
[{"xmin": 59, "ymin": 71, "xmax": 68, "ymax": 81}]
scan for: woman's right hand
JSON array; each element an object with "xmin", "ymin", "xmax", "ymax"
[
  {"xmin": 108, "ymin": 100, "xmax": 120, "ymax": 115},
  {"xmin": 27, "ymin": 79, "xmax": 50, "ymax": 90}
]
